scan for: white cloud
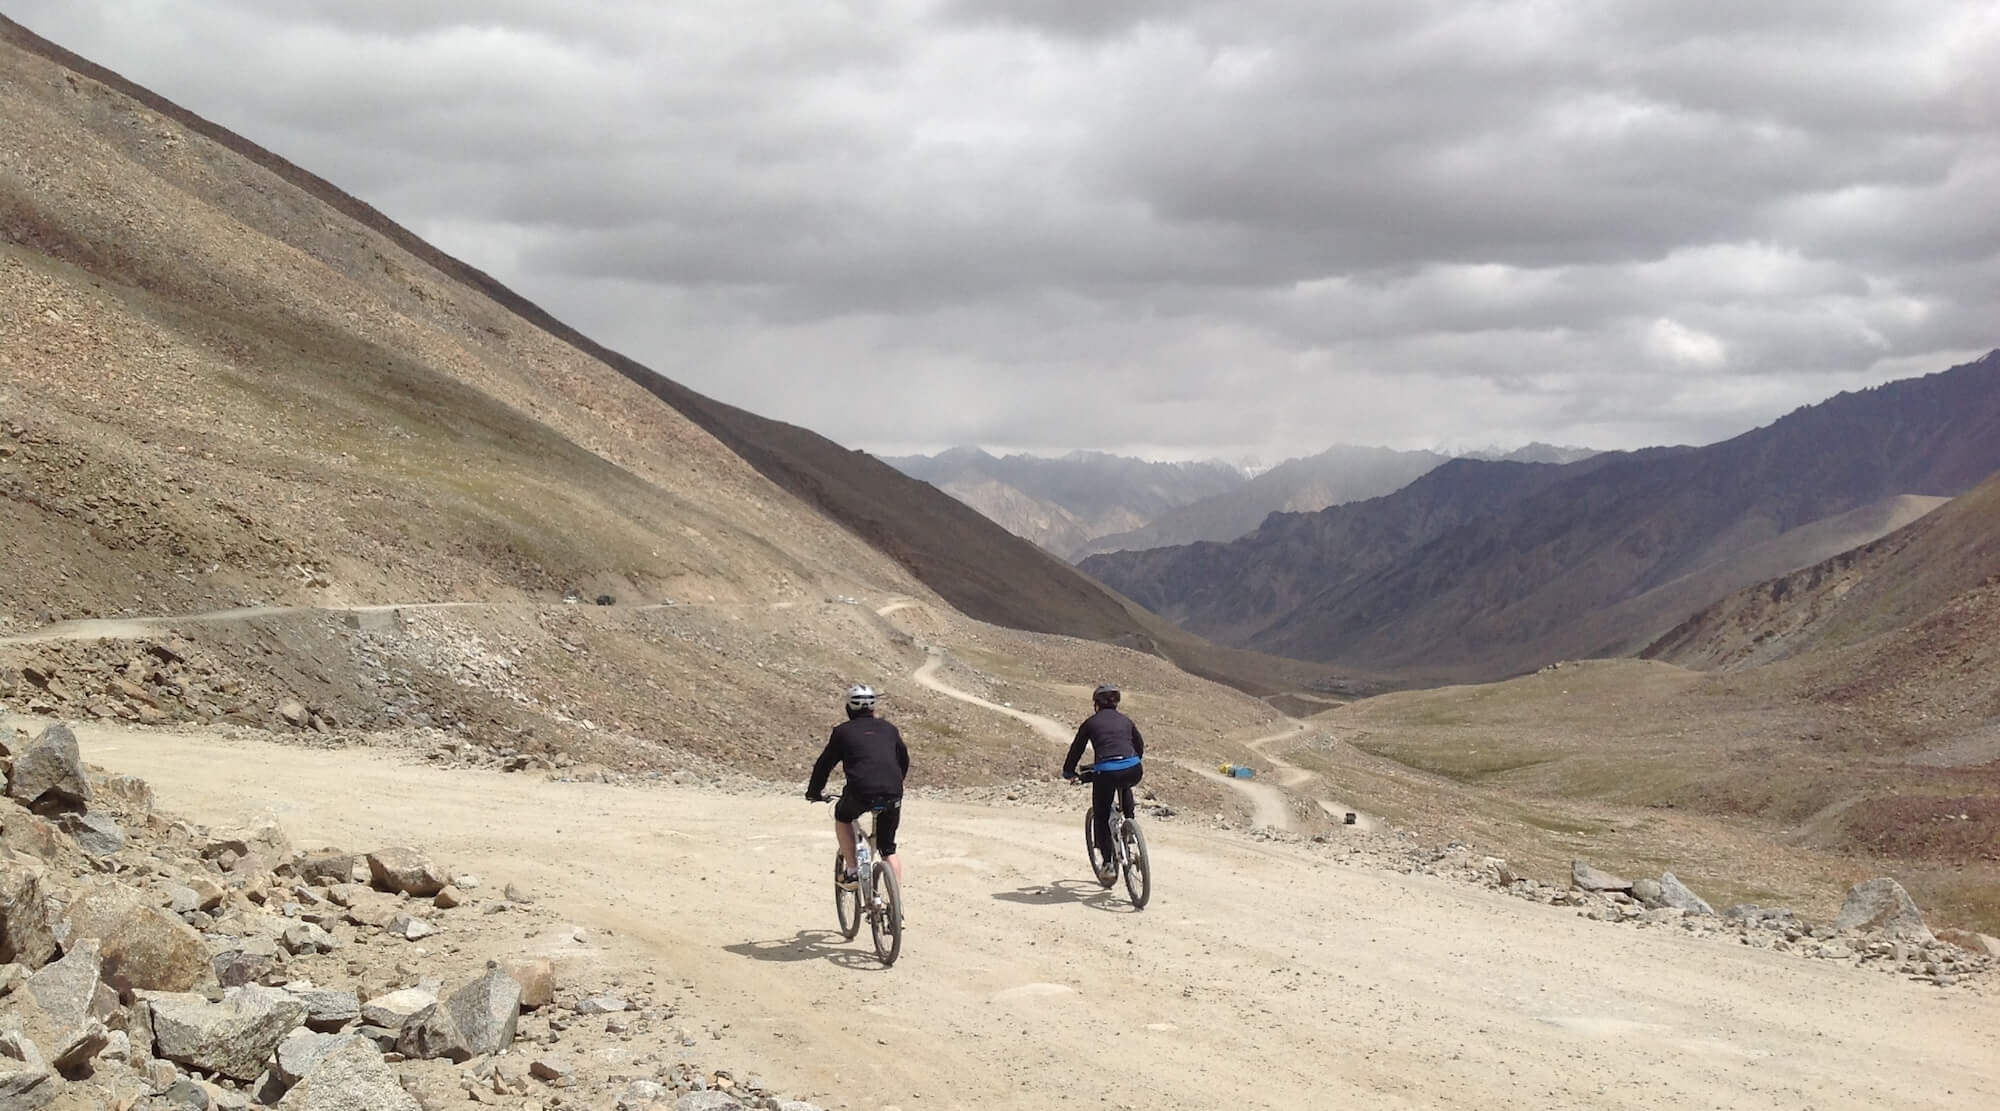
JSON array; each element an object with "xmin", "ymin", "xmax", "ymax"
[{"xmin": 6, "ymin": 0, "xmax": 1994, "ymax": 460}]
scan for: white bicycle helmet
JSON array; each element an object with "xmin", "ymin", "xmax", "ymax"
[{"xmin": 845, "ymin": 684, "xmax": 878, "ymax": 713}]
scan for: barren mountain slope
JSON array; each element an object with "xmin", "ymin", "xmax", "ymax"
[
  {"xmin": 1647, "ymin": 473, "xmax": 2000, "ymax": 672},
  {"xmin": 0, "ymin": 17, "xmax": 1264, "ymax": 686},
  {"xmin": 1082, "ymin": 453, "xmax": 1640, "ymax": 645},
  {"xmin": 0, "ymin": 36, "xmax": 917, "ymax": 626},
  {"xmin": 0, "ymin": 25, "xmax": 1306, "ymax": 788},
  {"xmin": 1144, "ymin": 354, "xmax": 2000, "ymax": 681}
]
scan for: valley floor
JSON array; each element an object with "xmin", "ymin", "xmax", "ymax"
[{"xmin": 66, "ymin": 721, "xmax": 2000, "ymax": 1111}]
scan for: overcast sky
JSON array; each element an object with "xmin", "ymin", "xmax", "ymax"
[{"xmin": 12, "ymin": 1, "xmax": 1997, "ymax": 462}]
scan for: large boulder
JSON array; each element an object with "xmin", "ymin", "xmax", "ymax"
[
  {"xmin": 286, "ymin": 987, "xmax": 360, "ymax": 1033},
  {"xmin": 1833, "ymin": 877, "xmax": 1935, "ymax": 943},
  {"xmin": 0, "ymin": 814, "xmax": 75, "ymax": 867},
  {"xmin": 498, "ymin": 957, "xmax": 555, "ymax": 1009},
  {"xmin": 61, "ymin": 889, "xmax": 214, "ymax": 996},
  {"xmin": 272, "ymin": 1028, "xmax": 341, "ymax": 1087},
  {"xmin": 5, "ymin": 724, "xmax": 91, "ymax": 811},
  {"xmin": 0, "ymin": 864, "xmax": 58, "ymax": 970},
  {"xmin": 276, "ymin": 1036, "xmax": 421, "ymax": 1110},
  {"xmin": 22, "ymin": 939, "xmax": 101, "ymax": 1031},
  {"xmin": 204, "ymin": 817, "xmax": 293, "ymax": 875},
  {"xmin": 1657, "ymin": 872, "xmax": 1715, "ymax": 916},
  {"xmin": 56, "ymin": 812, "xmax": 124, "ymax": 858},
  {"xmin": 0, "ymin": 1065, "xmax": 53, "ymax": 1110},
  {"xmin": 365, "ymin": 849, "xmax": 447, "ymax": 897},
  {"xmin": 446, "ymin": 966, "xmax": 521, "ymax": 1057},
  {"xmin": 148, "ymin": 985, "xmax": 308, "ymax": 1081},
  {"xmin": 358, "ymin": 987, "xmax": 435, "ymax": 1030},
  {"xmin": 1570, "ymin": 860, "xmax": 1632, "ymax": 893},
  {"xmin": 396, "ymin": 966, "xmax": 520, "ymax": 1062},
  {"xmin": 295, "ymin": 853, "xmax": 356, "ymax": 888}
]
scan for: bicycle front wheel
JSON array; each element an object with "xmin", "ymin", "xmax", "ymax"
[
  {"xmin": 1122, "ymin": 820, "xmax": 1151, "ymax": 909},
  {"xmin": 834, "ymin": 853, "xmax": 861, "ymax": 940},
  {"xmin": 869, "ymin": 862, "xmax": 903, "ymax": 966}
]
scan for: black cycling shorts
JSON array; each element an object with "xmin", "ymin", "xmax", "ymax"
[{"xmin": 834, "ymin": 792, "xmax": 902, "ymax": 856}]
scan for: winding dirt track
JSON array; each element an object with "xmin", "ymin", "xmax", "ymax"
[{"xmin": 60, "ymin": 719, "xmax": 2000, "ymax": 1111}]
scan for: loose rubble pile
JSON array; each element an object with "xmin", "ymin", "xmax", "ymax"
[
  {"xmin": 1394, "ymin": 842, "xmax": 1999, "ymax": 989},
  {"xmin": 0, "ymin": 721, "xmax": 837, "ymax": 1110}
]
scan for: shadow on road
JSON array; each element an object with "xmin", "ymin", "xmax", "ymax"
[
  {"xmin": 722, "ymin": 930, "xmax": 891, "ymax": 971},
  {"xmin": 991, "ymin": 880, "xmax": 1137, "ymax": 914}
]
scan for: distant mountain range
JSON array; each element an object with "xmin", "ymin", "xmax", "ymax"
[
  {"xmin": 890, "ymin": 442, "xmax": 1597, "ymax": 561},
  {"xmin": 1083, "ymin": 352, "xmax": 2000, "ymax": 683},
  {"xmin": 883, "ymin": 448, "xmax": 1244, "ymax": 558}
]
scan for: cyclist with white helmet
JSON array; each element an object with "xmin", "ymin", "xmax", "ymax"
[
  {"xmin": 806, "ymin": 684, "xmax": 910, "ymax": 887},
  {"xmin": 1063, "ymin": 682, "xmax": 1145, "ymax": 878}
]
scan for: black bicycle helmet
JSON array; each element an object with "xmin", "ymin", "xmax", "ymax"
[{"xmin": 1092, "ymin": 682, "xmax": 1120, "ymax": 709}]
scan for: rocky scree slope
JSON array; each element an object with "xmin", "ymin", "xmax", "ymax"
[{"xmin": 0, "ymin": 721, "xmax": 837, "ymax": 1111}]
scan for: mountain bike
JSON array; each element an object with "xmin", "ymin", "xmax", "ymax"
[
  {"xmin": 1077, "ymin": 766, "xmax": 1151, "ymax": 909},
  {"xmin": 820, "ymin": 799, "xmax": 903, "ymax": 966}
]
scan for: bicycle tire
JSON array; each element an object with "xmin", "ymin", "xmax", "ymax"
[
  {"xmin": 869, "ymin": 861, "xmax": 903, "ymax": 966},
  {"xmin": 834, "ymin": 853, "xmax": 861, "ymax": 940},
  {"xmin": 1122, "ymin": 820, "xmax": 1151, "ymax": 909},
  {"xmin": 1083, "ymin": 809, "xmax": 1115, "ymax": 887}
]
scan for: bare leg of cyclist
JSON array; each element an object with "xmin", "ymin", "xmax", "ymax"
[
  {"xmin": 886, "ymin": 853, "xmax": 902, "ymax": 885},
  {"xmin": 834, "ymin": 820, "xmax": 857, "ymax": 877}
]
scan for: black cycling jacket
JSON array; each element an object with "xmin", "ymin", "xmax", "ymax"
[
  {"xmin": 808, "ymin": 715, "xmax": 909, "ymax": 799},
  {"xmin": 1063, "ymin": 708, "xmax": 1144, "ymax": 778}
]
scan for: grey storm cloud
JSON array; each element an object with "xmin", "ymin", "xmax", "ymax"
[{"xmin": 9, "ymin": 0, "xmax": 1996, "ymax": 461}]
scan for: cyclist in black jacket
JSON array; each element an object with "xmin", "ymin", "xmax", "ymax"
[
  {"xmin": 807, "ymin": 684, "xmax": 909, "ymax": 886},
  {"xmin": 1063, "ymin": 683, "xmax": 1143, "ymax": 876}
]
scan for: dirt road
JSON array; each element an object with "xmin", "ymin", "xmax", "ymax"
[{"xmin": 72, "ymin": 723, "xmax": 2000, "ymax": 1111}]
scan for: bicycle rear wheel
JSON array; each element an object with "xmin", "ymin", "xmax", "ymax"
[
  {"xmin": 834, "ymin": 853, "xmax": 861, "ymax": 940},
  {"xmin": 1122, "ymin": 820, "xmax": 1151, "ymax": 909},
  {"xmin": 869, "ymin": 861, "xmax": 903, "ymax": 966},
  {"xmin": 1083, "ymin": 809, "xmax": 1114, "ymax": 887}
]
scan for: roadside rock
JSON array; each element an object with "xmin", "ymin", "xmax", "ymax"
[
  {"xmin": 294, "ymin": 853, "xmax": 354, "ymax": 888},
  {"xmin": 5, "ymin": 724, "xmax": 91, "ymax": 811},
  {"xmin": 23, "ymin": 938, "xmax": 101, "ymax": 1030},
  {"xmin": 0, "ymin": 1064, "xmax": 53, "ymax": 1110},
  {"xmin": 498, "ymin": 957, "xmax": 554, "ymax": 1009},
  {"xmin": 0, "ymin": 864, "xmax": 59, "ymax": 969},
  {"xmin": 1630, "ymin": 878, "xmax": 1665, "ymax": 908},
  {"xmin": 276, "ymin": 1036, "xmax": 420, "ymax": 1110},
  {"xmin": 1570, "ymin": 860, "xmax": 1632, "ymax": 893},
  {"xmin": 676, "ymin": 1093, "xmax": 744, "ymax": 1111},
  {"xmin": 62, "ymin": 889, "xmax": 214, "ymax": 996},
  {"xmin": 446, "ymin": 966, "xmax": 521, "ymax": 1057},
  {"xmin": 148, "ymin": 985, "xmax": 309, "ymax": 1081},
  {"xmin": 1658, "ymin": 872, "xmax": 1715, "ymax": 916},
  {"xmin": 271, "ymin": 1029, "xmax": 339, "ymax": 1087},
  {"xmin": 358, "ymin": 988, "xmax": 435, "ymax": 1030},
  {"xmin": 286, "ymin": 988, "xmax": 359, "ymax": 1033},
  {"xmin": 385, "ymin": 915, "xmax": 436, "ymax": 942},
  {"xmin": 50, "ymin": 1019, "xmax": 108, "ymax": 1074},
  {"xmin": 56, "ymin": 812, "xmax": 125, "ymax": 858},
  {"xmin": 1834, "ymin": 878, "xmax": 1936, "ymax": 944},
  {"xmin": 365, "ymin": 849, "xmax": 446, "ymax": 898},
  {"xmin": 396, "ymin": 966, "xmax": 519, "ymax": 1062}
]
